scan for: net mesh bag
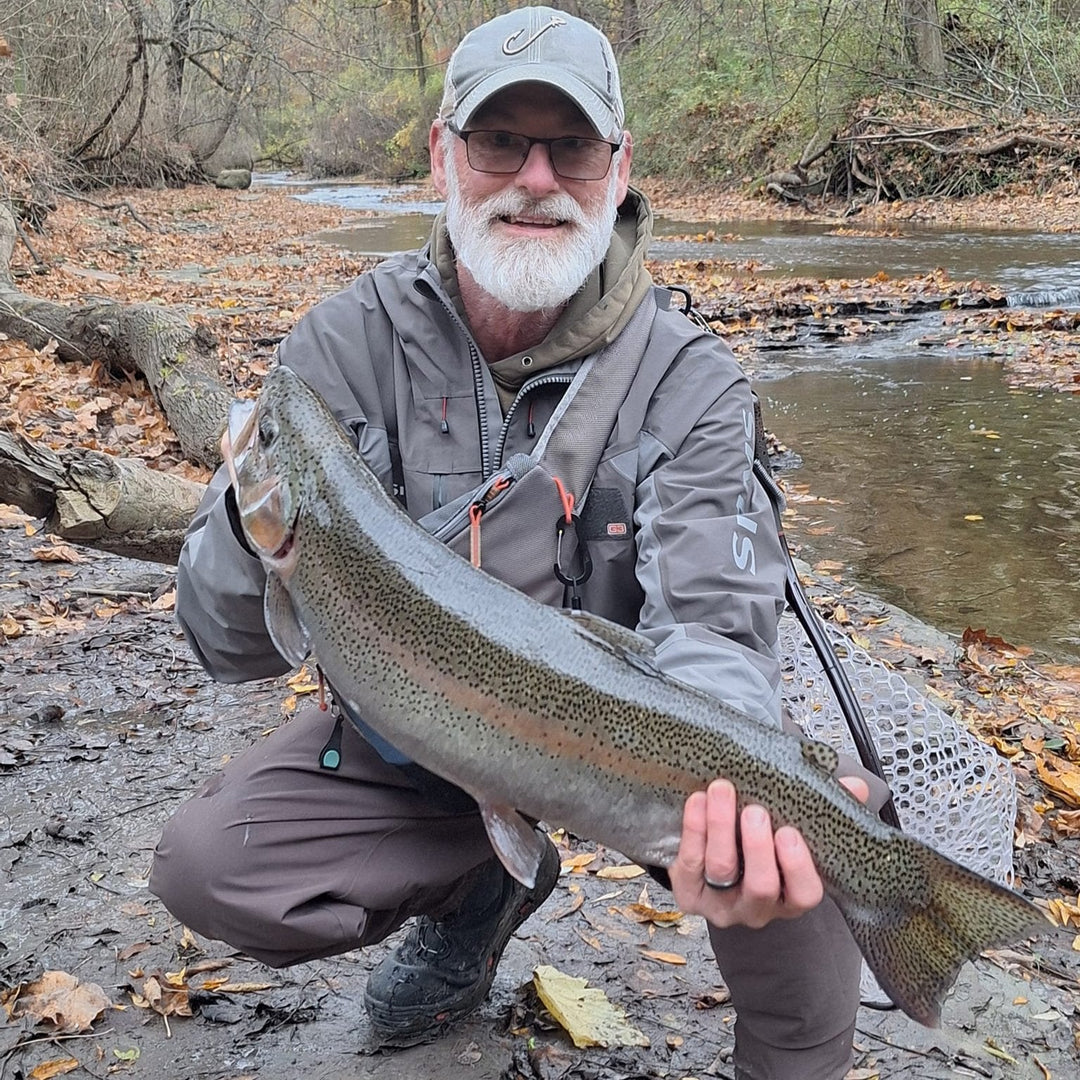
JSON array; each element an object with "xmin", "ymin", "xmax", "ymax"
[{"xmin": 776, "ymin": 612, "xmax": 1017, "ymax": 1005}]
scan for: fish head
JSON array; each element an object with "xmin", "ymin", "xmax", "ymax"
[{"xmin": 220, "ymin": 369, "xmax": 309, "ymax": 576}]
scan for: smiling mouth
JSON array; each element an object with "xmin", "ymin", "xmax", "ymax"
[{"xmin": 499, "ymin": 215, "xmax": 565, "ymax": 228}]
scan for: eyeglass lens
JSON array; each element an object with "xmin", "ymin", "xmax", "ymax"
[{"xmin": 464, "ymin": 131, "xmax": 615, "ymax": 180}]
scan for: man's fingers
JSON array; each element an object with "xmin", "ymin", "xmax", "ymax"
[
  {"xmin": 775, "ymin": 826, "xmax": 824, "ymax": 912},
  {"xmin": 839, "ymin": 776, "xmax": 870, "ymax": 804},
  {"xmin": 737, "ymin": 804, "xmax": 781, "ymax": 908},
  {"xmin": 676, "ymin": 789, "xmax": 709, "ymax": 875},
  {"xmin": 702, "ymin": 779, "xmax": 740, "ymax": 886}
]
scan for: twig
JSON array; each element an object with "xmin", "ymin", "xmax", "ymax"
[
  {"xmin": 58, "ymin": 191, "xmax": 156, "ymax": 233},
  {"xmin": 854, "ymin": 1027, "xmax": 942, "ymax": 1060},
  {"xmin": 12, "ymin": 218, "xmax": 44, "ymax": 267}
]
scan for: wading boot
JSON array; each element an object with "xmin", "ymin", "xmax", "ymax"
[{"xmin": 363, "ymin": 837, "xmax": 560, "ymax": 1045}]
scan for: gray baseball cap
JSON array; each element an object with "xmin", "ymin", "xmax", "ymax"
[{"xmin": 439, "ymin": 7, "xmax": 625, "ymax": 141}]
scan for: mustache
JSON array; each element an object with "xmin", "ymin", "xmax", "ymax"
[{"xmin": 474, "ymin": 189, "xmax": 588, "ymax": 228}]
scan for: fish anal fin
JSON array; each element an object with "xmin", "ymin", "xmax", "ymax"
[
  {"xmin": 479, "ymin": 802, "xmax": 548, "ymax": 889},
  {"xmin": 836, "ymin": 833, "xmax": 1048, "ymax": 1027},
  {"xmin": 264, "ymin": 573, "xmax": 311, "ymax": 667}
]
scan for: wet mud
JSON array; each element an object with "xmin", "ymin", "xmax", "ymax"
[{"xmin": 1, "ymin": 524, "xmax": 1077, "ymax": 1080}]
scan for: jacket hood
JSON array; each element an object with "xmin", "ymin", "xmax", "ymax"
[{"xmin": 429, "ymin": 186, "xmax": 656, "ymax": 407}]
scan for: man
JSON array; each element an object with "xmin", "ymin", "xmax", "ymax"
[{"xmin": 151, "ymin": 8, "xmax": 878, "ymax": 1079}]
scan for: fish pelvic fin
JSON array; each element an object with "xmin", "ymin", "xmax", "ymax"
[
  {"xmin": 837, "ymin": 835, "xmax": 1048, "ymax": 1027},
  {"xmin": 479, "ymin": 802, "xmax": 549, "ymax": 889}
]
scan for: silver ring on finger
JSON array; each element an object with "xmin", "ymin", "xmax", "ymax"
[{"xmin": 704, "ymin": 873, "xmax": 742, "ymax": 891}]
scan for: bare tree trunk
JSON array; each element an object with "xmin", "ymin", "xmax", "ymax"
[
  {"xmin": 0, "ymin": 431, "xmax": 204, "ymax": 564},
  {"xmin": 0, "ymin": 205, "xmax": 231, "ymax": 468},
  {"xmin": 165, "ymin": 0, "xmax": 197, "ymax": 142},
  {"xmin": 901, "ymin": 0, "xmax": 946, "ymax": 77},
  {"xmin": 410, "ymin": 0, "xmax": 426, "ymax": 92}
]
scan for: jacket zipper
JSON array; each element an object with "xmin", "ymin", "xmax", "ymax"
[
  {"xmin": 414, "ymin": 275, "xmax": 495, "ymax": 480},
  {"xmin": 495, "ymin": 373, "xmax": 574, "ymax": 469}
]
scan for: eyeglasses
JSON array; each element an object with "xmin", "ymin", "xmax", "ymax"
[{"xmin": 446, "ymin": 121, "xmax": 621, "ymax": 181}]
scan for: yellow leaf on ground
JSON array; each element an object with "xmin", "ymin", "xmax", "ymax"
[
  {"xmin": 1036, "ymin": 756, "xmax": 1080, "ymax": 808},
  {"xmin": 561, "ymin": 851, "xmax": 598, "ymax": 873},
  {"xmin": 30, "ymin": 1059, "xmax": 80, "ymax": 1080},
  {"xmin": 640, "ymin": 949, "xmax": 687, "ymax": 965},
  {"xmin": 617, "ymin": 903, "xmax": 683, "ymax": 925},
  {"xmin": 595, "ymin": 863, "xmax": 645, "ymax": 880},
  {"xmin": 533, "ymin": 965, "xmax": 649, "ymax": 1049}
]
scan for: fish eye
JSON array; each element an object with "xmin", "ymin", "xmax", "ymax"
[{"xmin": 257, "ymin": 413, "xmax": 278, "ymax": 448}]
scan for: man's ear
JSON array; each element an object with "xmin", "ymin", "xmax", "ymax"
[
  {"xmin": 614, "ymin": 130, "xmax": 633, "ymax": 206},
  {"xmin": 430, "ymin": 122, "xmax": 449, "ymax": 198}
]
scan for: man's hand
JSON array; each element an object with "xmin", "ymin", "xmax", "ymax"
[{"xmin": 669, "ymin": 776, "xmax": 870, "ymax": 929}]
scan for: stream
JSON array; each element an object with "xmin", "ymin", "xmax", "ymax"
[{"xmin": 272, "ymin": 177, "xmax": 1080, "ymax": 663}]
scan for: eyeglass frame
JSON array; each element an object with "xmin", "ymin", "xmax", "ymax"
[{"xmin": 445, "ymin": 120, "xmax": 623, "ymax": 181}]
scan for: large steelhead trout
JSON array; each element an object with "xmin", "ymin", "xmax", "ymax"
[{"xmin": 224, "ymin": 365, "xmax": 1044, "ymax": 1028}]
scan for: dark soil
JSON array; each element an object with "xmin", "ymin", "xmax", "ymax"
[{"xmin": 1, "ymin": 520, "xmax": 1077, "ymax": 1080}]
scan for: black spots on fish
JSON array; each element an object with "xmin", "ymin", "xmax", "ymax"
[
  {"xmin": 838, "ymin": 831, "xmax": 1044, "ymax": 1026},
  {"xmin": 800, "ymin": 737, "xmax": 839, "ymax": 776}
]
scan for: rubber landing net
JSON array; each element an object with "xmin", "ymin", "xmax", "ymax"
[{"xmin": 777, "ymin": 612, "xmax": 1017, "ymax": 1005}]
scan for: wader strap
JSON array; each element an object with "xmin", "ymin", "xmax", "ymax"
[{"xmin": 531, "ymin": 289, "xmax": 658, "ymax": 509}]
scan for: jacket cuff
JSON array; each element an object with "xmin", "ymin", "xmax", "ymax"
[{"xmin": 223, "ymin": 484, "xmax": 257, "ymax": 557}]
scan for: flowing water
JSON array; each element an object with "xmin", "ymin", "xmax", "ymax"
[{"xmin": 276, "ymin": 178, "xmax": 1080, "ymax": 661}]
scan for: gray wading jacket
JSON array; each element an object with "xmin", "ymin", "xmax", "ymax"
[{"xmin": 176, "ymin": 189, "xmax": 789, "ymax": 762}]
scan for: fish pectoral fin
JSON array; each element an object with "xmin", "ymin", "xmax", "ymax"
[
  {"xmin": 264, "ymin": 573, "xmax": 311, "ymax": 666},
  {"xmin": 565, "ymin": 612, "xmax": 661, "ymax": 676},
  {"xmin": 479, "ymin": 802, "xmax": 548, "ymax": 889}
]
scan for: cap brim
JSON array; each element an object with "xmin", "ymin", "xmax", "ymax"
[{"xmin": 451, "ymin": 67, "xmax": 621, "ymax": 141}]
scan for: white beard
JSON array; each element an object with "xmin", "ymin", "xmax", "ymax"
[{"xmin": 443, "ymin": 150, "xmax": 619, "ymax": 313}]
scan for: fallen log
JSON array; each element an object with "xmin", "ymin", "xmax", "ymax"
[
  {"xmin": 0, "ymin": 430, "xmax": 205, "ymax": 564},
  {"xmin": 0, "ymin": 204, "xmax": 231, "ymax": 468}
]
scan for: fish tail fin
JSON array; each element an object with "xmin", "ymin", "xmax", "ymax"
[{"xmin": 837, "ymin": 835, "xmax": 1047, "ymax": 1027}]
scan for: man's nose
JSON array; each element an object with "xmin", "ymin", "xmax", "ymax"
[{"xmin": 514, "ymin": 140, "xmax": 561, "ymax": 196}]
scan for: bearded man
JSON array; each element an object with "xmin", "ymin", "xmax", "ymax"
[{"xmin": 152, "ymin": 8, "xmax": 880, "ymax": 1079}]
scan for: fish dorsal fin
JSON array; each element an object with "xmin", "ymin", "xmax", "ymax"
[
  {"xmin": 264, "ymin": 573, "xmax": 311, "ymax": 667},
  {"xmin": 800, "ymin": 737, "xmax": 839, "ymax": 776},
  {"xmin": 479, "ymin": 801, "xmax": 550, "ymax": 889},
  {"xmin": 565, "ymin": 610, "xmax": 657, "ymax": 658}
]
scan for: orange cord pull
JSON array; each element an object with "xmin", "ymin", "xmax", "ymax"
[
  {"xmin": 552, "ymin": 476, "xmax": 574, "ymax": 523},
  {"xmin": 469, "ymin": 503, "xmax": 483, "ymax": 567}
]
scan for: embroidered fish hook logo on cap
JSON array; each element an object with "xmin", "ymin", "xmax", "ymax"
[{"xmin": 502, "ymin": 14, "xmax": 566, "ymax": 55}]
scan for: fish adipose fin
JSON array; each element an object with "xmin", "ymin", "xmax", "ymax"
[
  {"xmin": 479, "ymin": 801, "xmax": 550, "ymax": 889},
  {"xmin": 838, "ymin": 834, "xmax": 1048, "ymax": 1027},
  {"xmin": 264, "ymin": 573, "xmax": 311, "ymax": 667},
  {"xmin": 800, "ymin": 737, "xmax": 839, "ymax": 776}
]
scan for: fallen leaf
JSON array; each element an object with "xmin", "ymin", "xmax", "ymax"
[
  {"xmin": 1036, "ymin": 756, "xmax": 1080, "ymax": 808},
  {"xmin": 639, "ymin": 949, "xmax": 687, "ymax": 965},
  {"xmin": 31, "ymin": 542, "xmax": 84, "ymax": 563},
  {"xmin": 1, "ymin": 971, "xmax": 111, "ymax": 1033},
  {"xmin": 561, "ymin": 851, "xmax": 598, "ymax": 873},
  {"xmin": 595, "ymin": 863, "xmax": 645, "ymax": 880},
  {"xmin": 533, "ymin": 964, "xmax": 649, "ymax": 1049},
  {"xmin": 116, "ymin": 942, "xmax": 150, "ymax": 961},
  {"xmin": 617, "ymin": 902, "xmax": 683, "ymax": 925},
  {"xmin": 29, "ymin": 1059, "xmax": 80, "ymax": 1080}
]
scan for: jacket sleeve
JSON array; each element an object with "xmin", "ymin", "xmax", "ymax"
[
  {"xmin": 175, "ymin": 274, "xmax": 396, "ymax": 683},
  {"xmin": 175, "ymin": 467, "xmax": 290, "ymax": 682},
  {"xmin": 632, "ymin": 335, "xmax": 788, "ymax": 727}
]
